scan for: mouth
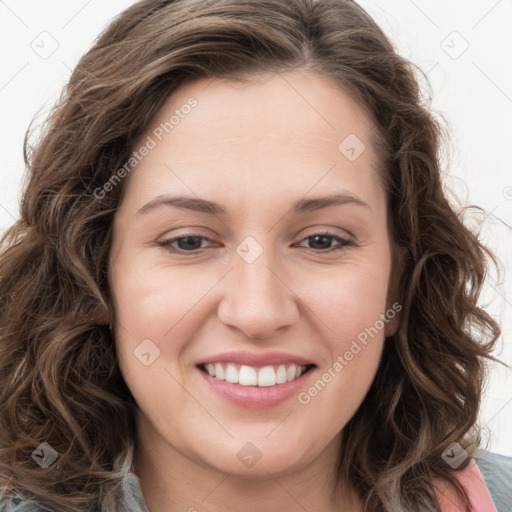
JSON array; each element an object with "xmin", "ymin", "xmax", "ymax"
[
  {"xmin": 198, "ymin": 362, "xmax": 316, "ymax": 387},
  {"xmin": 196, "ymin": 351, "xmax": 317, "ymax": 408}
]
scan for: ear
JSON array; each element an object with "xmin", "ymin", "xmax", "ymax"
[{"xmin": 384, "ymin": 245, "xmax": 407, "ymax": 337}]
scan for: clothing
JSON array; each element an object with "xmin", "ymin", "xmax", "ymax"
[
  {"xmin": 436, "ymin": 453, "xmax": 498, "ymax": 511},
  {"xmin": 474, "ymin": 450, "xmax": 512, "ymax": 511},
  {"xmin": 1, "ymin": 449, "xmax": 511, "ymax": 511}
]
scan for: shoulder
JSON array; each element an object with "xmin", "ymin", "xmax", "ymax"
[
  {"xmin": 0, "ymin": 498, "xmax": 46, "ymax": 511},
  {"xmin": 0, "ymin": 470, "xmax": 150, "ymax": 512},
  {"xmin": 435, "ymin": 449, "xmax": 511, "ymax": 512},
  {"xmin": 474, "ymin": 449, "xmax": 512, "ymax": 512},
  {"xmin": 4, "ymin": 454, "xmax": 509, "ymax": 512}
]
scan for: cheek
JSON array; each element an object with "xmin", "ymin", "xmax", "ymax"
[
  {"xmin": 296, "ymin": 278, "xmax": 388, "ymax": 439},
  {"xmin": 109, "ymin": 258, "xmax": 204, "ymax": 428},
  {"xmin": 292, "ymin": 260, "xmax": 390, "ymax": 424},
  {"xmin": 297, "ymin": 339, "xmax": 384, "ymax": 448},
  {"xmin": 110, "ymin": 244, "xmax": 391, "ymax": 363},
  {"xmin": 303, "ymin": 259, "xmax": 391, "ymax": 341},
  {"xmin": 111, "ymin": 253, "xmax": 208, "ymax": 336},
  {"xmin": 108, "ymin": 250, "xmax": 210, "ymax": 390}
]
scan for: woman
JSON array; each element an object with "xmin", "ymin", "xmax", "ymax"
[{"xmin": 0, "ymin": 0, "xmax": 511, "ymax": 511}]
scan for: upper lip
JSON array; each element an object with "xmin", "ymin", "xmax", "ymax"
[{"xmin": 198, "ymin": 351, "xmax": 316, "ymax": 367}]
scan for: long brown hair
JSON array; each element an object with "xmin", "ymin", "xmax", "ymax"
[{"xmin": 0, "ymin": 0, "xmax": 501, "ymax": 510}]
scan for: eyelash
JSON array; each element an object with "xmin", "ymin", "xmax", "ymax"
[{"xmin": 157, "ymin": 231, "xmax": 354, "ymax": 255}]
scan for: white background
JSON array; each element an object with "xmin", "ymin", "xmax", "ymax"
[{"xmin": 0, "ymin": 0, "xmax": 511, "ymax": 455}]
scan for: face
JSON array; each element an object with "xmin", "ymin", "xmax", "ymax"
[{"xmin": 108, "ymin": 70, "xmax": 397, "ymax": 478}]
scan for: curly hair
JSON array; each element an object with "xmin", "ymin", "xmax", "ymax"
[{"xmin": 0, "ymin": 0, "xmax": 501, "ymax": 510}]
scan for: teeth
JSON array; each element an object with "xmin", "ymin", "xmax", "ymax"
[
  {"xmin": 225, "ymin": 363, "xmax": 239, "ymax": 383},
  {"xmin": 239, "ymin": 365, "xmax": 258, "ymax": 386},
  {"xmin": 214, "ymin": 362, "xmax": 225, "ymax": 380},
  {"xmin": 203, "ymin": 363, "xmax": 309, "ymax": 387},
  {"xmin": 276, "ymin": 365, "xmax": 287, "ymax": 384},
  {"xmin": 258, "ymin": 366, "xmax": 276, "ymax": 387}
]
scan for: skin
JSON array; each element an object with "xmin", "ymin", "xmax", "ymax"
[{"xmin": 108, "ymin": 69, "xmax": 398, "ymax": 512}]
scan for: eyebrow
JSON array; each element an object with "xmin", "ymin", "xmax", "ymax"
[{"xmin": 137, "ymin": 192, "xmax": 371, "ymax": 216}]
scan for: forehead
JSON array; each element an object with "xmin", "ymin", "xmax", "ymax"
[
  {"xmin": 152, "ymin": 70, "xmax": 376, "ymax": 154},
  {"xmin": 124, "ymin": 70, "xmax": 384, "ymax": 211}
]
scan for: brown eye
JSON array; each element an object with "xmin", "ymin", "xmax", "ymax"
[
  {"xmin": 157, "ymin": 234, "xmax": 213, "ymax": 253},
  {"xmin": 297, "ymin": 232, "xmax": 353, "ymax": 253}
]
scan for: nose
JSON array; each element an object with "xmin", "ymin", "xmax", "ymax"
[{"xmin": 217, "ymin": 248, "xmax": 300, "ymax": 340}]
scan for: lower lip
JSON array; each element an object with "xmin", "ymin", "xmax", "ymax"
[{"xmin": 198, "ymin": 368, "xmax": 314, "ymax": 409}]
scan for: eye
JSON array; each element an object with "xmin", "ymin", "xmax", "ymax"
[
  {"xmin": 157, "ymin": 234, "xmax": 214, "ymax": 253},
  {"xmin": 296, "ymin": 232, "xmax": 354, "ymax": 253},
  {"xmin": 157, "ymin": 231, "xmax": 353, "ymax": 254}
]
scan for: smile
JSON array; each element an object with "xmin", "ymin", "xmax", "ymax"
[{"xmin": 199, "ymin": 363, "xmax": 313, "ymax": 387}]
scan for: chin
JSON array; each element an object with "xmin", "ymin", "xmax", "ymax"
[{"xmin": 191, "ymin": 434, "xmax": 320, "ymax": 479}]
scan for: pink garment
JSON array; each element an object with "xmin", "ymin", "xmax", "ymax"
[{"xmin": 435, "ymin": 458, "xmax": 497, "ymax": 511}]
